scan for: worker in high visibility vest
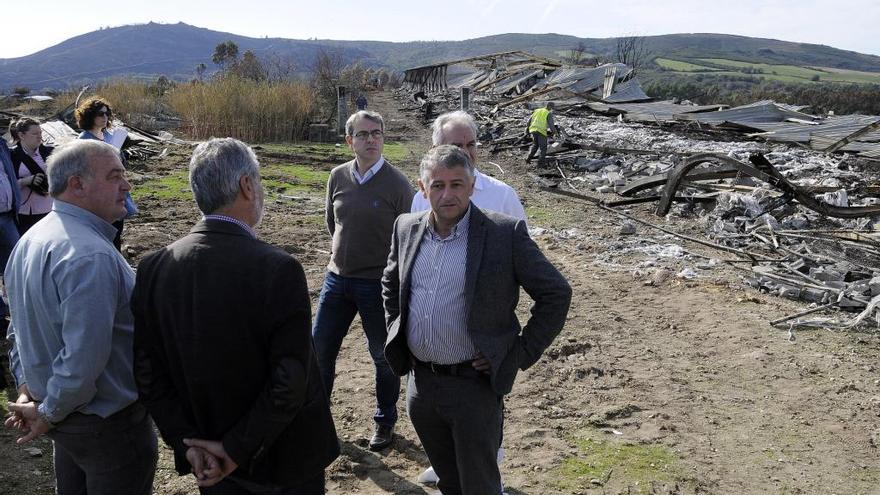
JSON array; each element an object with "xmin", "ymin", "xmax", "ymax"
[{"xmin": 525, "ymin": 102, "xmax": 557, "ymax": 168}]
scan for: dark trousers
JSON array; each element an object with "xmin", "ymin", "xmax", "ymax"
[
  {"xmin": 526, "ymin": 131, "xmax": 548, "ymax": 166},
  {"xmin": 312, "ymin": 271, "xmax": 399, "ymax": 426},
  {"xmin": 0, "ymin": 212, "xmax": 18, "ymax": 389},
  {"xmin": 202, "ymin": 472, "xmax": 325, "ymax": 495},
  {"xmin": 112, "ymin": 219, "xmax": 124, "ymax": 251},
  {"xmin": 16, "ymin": 212, "xmax": 48, "ymax": 236},
  {"xmin": 0, "ymin": 212, "xmax": 19, "ymax": 318},
  {"xmin": 407, "ymin": 369, "xmax": 503, "ymax": 495},
  {"xmin": 49, "ymin": 403, "xmax": 157, "ymax": 495}
]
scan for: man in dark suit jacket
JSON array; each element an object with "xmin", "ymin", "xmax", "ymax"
[
  {"xmin": 132, "ymin": 138, "xmax": 339, "ymax": 494},
  {"xmin": 382, "ymin": 145, "xmax": 572, "ymax": 495}
]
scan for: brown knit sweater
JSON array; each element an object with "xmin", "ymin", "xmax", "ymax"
[{"xmin": 325, "ymin": 159, "xmax": 414, "ymax": 279}]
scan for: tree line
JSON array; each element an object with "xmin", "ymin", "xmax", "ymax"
[{"xmin": 643, "ymin": 76, "xmax": 880, "ymax": 115}]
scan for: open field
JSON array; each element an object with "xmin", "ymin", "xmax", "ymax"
[
  {"xmin": 698, "ymin": 59, "xmax": 880, "ymax": 84},
  {"xmin": 654, "ymin": 58, "xmax": 722, "ymax": 73},
  {"xmin": 653, "ymin": 57, "xmax": 880, "ymax": 85}
]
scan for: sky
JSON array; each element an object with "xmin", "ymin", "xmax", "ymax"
[{"xmin": 2, "ymin": 0, "xmax": 878, "ymax": 59}]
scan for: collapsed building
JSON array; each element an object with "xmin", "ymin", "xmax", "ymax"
[{"xmin": 401, "ymin": 51, "xmax": 880, "ymax": 330}]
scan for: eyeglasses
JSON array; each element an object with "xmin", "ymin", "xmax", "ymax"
[
  {"xmin": 96, "ymin": 110, "xmax": 111, "ymax": 117},
  {"xmin": 353, "ymin": 129, "xmax": 384, "ymax": 140}
]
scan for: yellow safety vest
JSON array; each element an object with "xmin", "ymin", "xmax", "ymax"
[{"xmin": 528, "ymin": 108, "xmax": 551, "ymax": 136}]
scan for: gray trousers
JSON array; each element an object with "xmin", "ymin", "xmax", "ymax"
[
  {"xmin": 407, "ymin": 369, "xmax": 503, "ymax": 495},
  {"xmin": 49, "ymin": 403, "xmax": 157, "ymax": 495},
  {"xmin": 526, "ymin": 132, "xmax": 548, "ymax": 166}
]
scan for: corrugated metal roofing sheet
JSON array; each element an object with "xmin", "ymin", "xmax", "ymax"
[
  {"xmin": 745, "ymin": 115, "xmax": 880, "ymax": 158},
  {"xmin": 585, "ymin": 100, "xmax": 726, "ymax": 121},
  {"xmin": 535, "ymin": 64, "xmax": 632, "ymax": 95},
  {"xmin": 591, "ymin": 79, "xmax": 651, "ymax": 103},
  {"xmin": 676, "ymin": 100, "xmax": 816, "ymax": 125},
  {"xmin": 493, "ymin": 69, "xmax": 544, "ymax": 95}
]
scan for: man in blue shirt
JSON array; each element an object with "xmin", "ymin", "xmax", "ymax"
[{"xmin": 4, "ymin": 139, "xmax": 157, "ymax": 495}]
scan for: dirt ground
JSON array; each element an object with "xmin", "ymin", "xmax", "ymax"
[{"xmin": 3, "ymin": 90, "xmax": 880, "ymax": 495}]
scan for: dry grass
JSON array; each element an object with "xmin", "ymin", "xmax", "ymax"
[
  {"xmin": 169, "ymin": 76, "xmax": 315, "ymax": 142},
  {"xmin": 44, "ymin": 79, "xmax": 168, "ymax": 130},
  {"xmin": 95, "ymin": 79, "xmax": 168, "ymax": 128}
]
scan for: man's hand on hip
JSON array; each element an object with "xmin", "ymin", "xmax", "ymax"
[{"xmin": 472, "ymin": 351, "xmax": 492, "ymax": 374}]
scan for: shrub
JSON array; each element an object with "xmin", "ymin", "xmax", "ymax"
[
  {"xmin": 170, "ymin": 75, "xmax": 315, "ymax": 142},
  {"xmin": 96, "ymin": 78, "xmax": 169, "ymax": 129}
]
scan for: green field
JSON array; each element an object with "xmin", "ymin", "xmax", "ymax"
[
  {"xmin": 653, "ymin": 56, "xmax": 880, "ymax": 85},
  {"xmin": 132, "ymin": 141, "xmax": 417, "ymax": 203},
  {"xmin": 698, "ymin": 58, "xmax": 880, "ymax": 84},
  {"xmin": 654, "ymin": 58, "xmax": 721, "ymax": 73}
]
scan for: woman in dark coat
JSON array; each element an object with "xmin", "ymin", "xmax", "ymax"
[{"xmin": 9, "ymin": 118, "xmax": 53, "ymax": 235}]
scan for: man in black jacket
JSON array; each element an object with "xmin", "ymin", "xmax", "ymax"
[{"xmin": 132, "ymin": 137, "xmax": 339, "ymax": 494}]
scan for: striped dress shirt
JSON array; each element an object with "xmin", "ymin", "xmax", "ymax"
[
  {"xmin": 203, "ymin": 214, "xmax": 257, "ymax": 239},
  {"xmin": 406, "ymin": 208, "xmax": 476, "ymax": 364}
]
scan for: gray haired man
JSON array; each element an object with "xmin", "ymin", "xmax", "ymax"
[
  {"xmin": 383, "ymin": 145, "xmax": 571, "ymax": 494},
  {"xmin": 132, "ymin": 138, "xmax": 339, "ymax": 493},
  {"xmin": 4, "ymin": 139, "xmax": 157, "ymax": 495},
  {"xmin": 410, "ymin": 110, "xmax": 527, "ymax": 486},
  {"xmin": 411, "ymin": 110, "xmax": 526, "ymax": 222}
]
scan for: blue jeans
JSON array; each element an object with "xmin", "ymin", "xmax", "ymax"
[{"xmin": 312, "ymin": 271, "xmax": 399, "ymax": 426}]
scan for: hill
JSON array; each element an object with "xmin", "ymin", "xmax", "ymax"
[
  {"xmin": 0, "ymin": 22, "xmax": 370, "ymax": 91},
  {"xmin": 1, "ymin": 23, "xmax": 879, "ymax": 92}
]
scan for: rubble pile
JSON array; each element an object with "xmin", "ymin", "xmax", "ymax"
[{"xmin": 396, "ymin": 51, "xmax": 880, "ymax": 329}]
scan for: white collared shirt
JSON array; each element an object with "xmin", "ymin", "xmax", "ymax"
[
  {"xmin": 411, "ymin": 169, "xmax": 526, "ymax": 222},
  {"xmin": 352, "ymin": 157, "xmax": 385, "ymax": 184}
]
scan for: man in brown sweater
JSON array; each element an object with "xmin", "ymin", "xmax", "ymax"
[{"xmin": 313, "ymin": 110, "xmax": 414, "ymax": 450}]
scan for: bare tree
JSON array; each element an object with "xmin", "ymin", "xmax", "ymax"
[
  {"xmin": 563, "ymin": 41, "xmax": 589, "ymax": 66},
  {"xmin": 264, "ymin": 53, "xmax": 297, "ymax": 82},
  {"xmin": 615, "ymin": 36, "xmax": 649, "ymax": 76},
  {"xmin": 340, "ymin": 62, "xmax": 368, "ymax": 94},
  {"xmin": 311, "ymin": 49, "xmax": 345, "ymax": 115}
]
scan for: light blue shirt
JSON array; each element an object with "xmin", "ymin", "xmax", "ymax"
[
  {"xmin": 5, "ymin": 200, "xmax": 137, "ymax": 423},
  {"xmin": 351, "ymin": 157, "xmax": 385, "ymax": 184}
]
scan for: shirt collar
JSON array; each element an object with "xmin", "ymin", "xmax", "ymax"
[
  {"xmin": 352, "ymin": 156, "xmax": 385, "ymax": 182},
  {"xmin": 203, "ymin": 214, "xmax": 258, "ymax": 239},
  {"xmin": 427, "ymin": 205, "xmax": 472, "ymax": 241},
  {"xmin": 52, "ymin": 200, "xmax": 119, "ymax": 243}
]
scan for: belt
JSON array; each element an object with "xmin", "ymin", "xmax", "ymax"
[{"xmin": 412, "ymin": 357, "xmax": 483, "ymax": 377}]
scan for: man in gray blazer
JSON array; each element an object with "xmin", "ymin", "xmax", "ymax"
[{"xmin": 382, "ymin": 145, "xmax": 572, "ymax": 495}]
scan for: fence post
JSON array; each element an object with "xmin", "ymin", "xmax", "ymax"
[
  {"xmin": 337, "ymin": 86, "xmax": 348, "ymax": 138},
  {"xmin": 461, "ymin": 87, "xmax": 471, "ymax": 110}
]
